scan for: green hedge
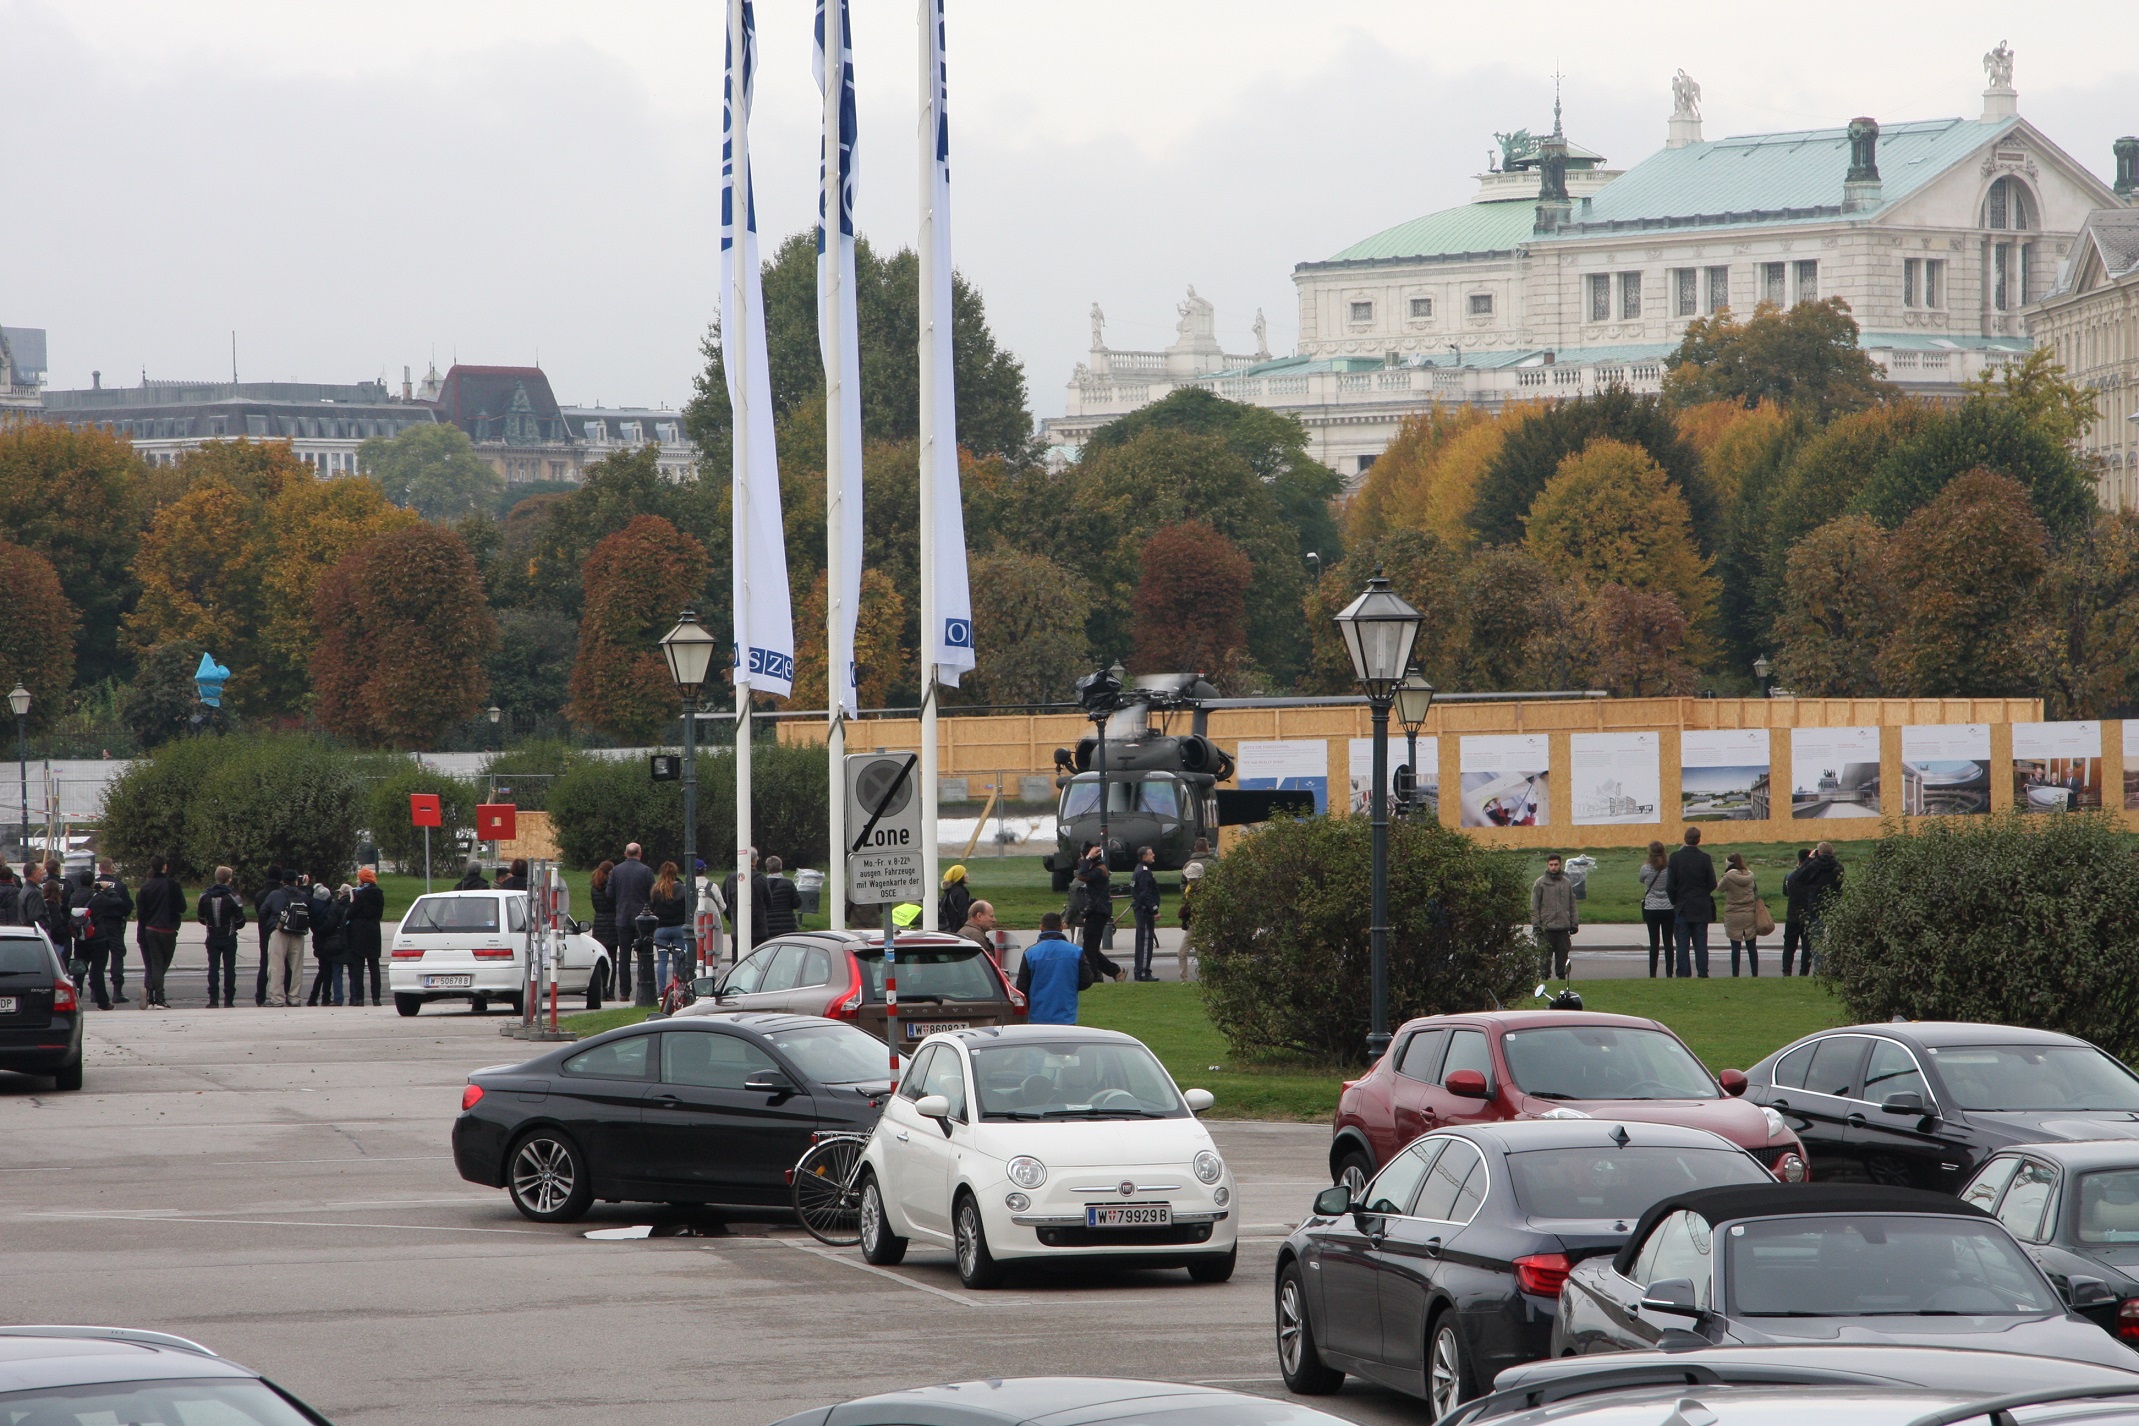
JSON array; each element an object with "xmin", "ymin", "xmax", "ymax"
[
  {"xmin": 481, "ymin": 738, "xmax": 586, "ymax": 811},
  {"xmin": 1819, "ymin": 814, "xmax": 2139, "ymax": 1059},
  {"xmin": 365, "ymin": 764, "xmax": 480, "ymax": 874},
  {"xmin": 101, "ymin": 735, "xmax": 231, "ymax": 882},
  {"xmin": 1190, "ymin": 814, "xmax": 1533, "ymax": 1067},
  {"xmin": 101, "ymin": 734, "xmax": 364, "ymax": 894},
  {"xmin": 547, "ymin": 740, "xmax": 827, "ymax": 873}
]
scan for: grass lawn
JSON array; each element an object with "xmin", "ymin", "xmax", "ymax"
[{"xmin": 1506, "ymin": 839, "xmax": 1878, "ymax": 923}]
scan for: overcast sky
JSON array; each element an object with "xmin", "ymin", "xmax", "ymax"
[{"xmin": 6, "ymin": 2, "xmax": 2135, "ymax": 421}]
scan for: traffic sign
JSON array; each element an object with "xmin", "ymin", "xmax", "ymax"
[
  {"xmin": 476, "ymin": 803, "xmax": 517, "ymax": 841},
  {"xmin": 409, "ymin": 793, "xmax": 442, "ymax": 828},
  {"xmin": 845, "ymin": 753, "xmax": 924, "ymax": 905}
]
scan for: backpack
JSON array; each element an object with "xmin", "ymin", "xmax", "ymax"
[{"xmin": 279, "ymin": 892, "xmax": 312, "ymax": 935}]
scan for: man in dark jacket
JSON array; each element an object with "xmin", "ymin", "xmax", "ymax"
[
  {"xmin": 94, "ymin": 860, "xmax": 133, "ymax": 1002},
  {"xmin": 0, "ymin": 861, "xmax": 26, "ymax": 925},
  {"xmin": 134, "ymin": 856, "xmax": 185, "ymax": 1009},
  {"xmin": 722, "ymin": 847, "xmax": 773, "ymax": 949},
  {"xmin": 761, "ymin": 855, "xmax": 803, "ymax": 937},
  {"xmin": 197, "ymin": 866, "xmax": 247, "ymax": 1008},
  {"xmin": 1792, "ymin": 842, "xmax": 1844, "ymax": 975},
  {"xmin": 454, "ymin": 860, "xmax": 487, "ymax": 891},
  {"xmin": 1666, "ymin": 826, "xmax": 1717, "ymax": 978},
  {"xmin": 1780, "ymin": 848, "xmax": 1811, "ymax": 977},
  {"xmin": 610, "ymin": 843, "xmax": 654, "ymax": 998},
  {"xmin": 253, "ymin": 867, "xmax": 283, "ymax": 1006},
  {"xmin": 305, "ymin": 884, "xmax": 350, "ymax": 1006},
  {"xmin": 346, "ymin": 868, "xmax": 386, "ymax": 1007},
  {"xmin": 1129, "ymin": 846, "xmax": 1163, "ymax": 982},
  {"xmin": 259, "ymin": 870, "xmax": 306, "ymax": 1007},
  {"xmin": 82, "ymin": 874, "xmax": 132, "ymax": 1011},
  {"xmin": 1073, "ymin": 843, "xmax": 1122, "ymax": 983}
]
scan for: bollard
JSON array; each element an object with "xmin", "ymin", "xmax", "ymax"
[{"xmin": 632, "ymin": 907, "xmax": 658, "ymax": 1009}]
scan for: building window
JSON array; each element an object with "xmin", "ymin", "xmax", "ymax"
[
  {"xmin": 1357, "ymin": 454, "xmax": 1377, "ymax": 474},
  {"xmin": 584, "ymin": 421, "xmax": 604, "ymax": 442},
  {"xmin": 1619, "ymin": 271, "xmax": 1642, "ymax": 320},
  {"xmin": 1587, "ymin": 274, "xmax": 1610, "ymax": 322},
  {"xmin": 1903, "ymin": 258, "xmax": 1920, "ymax": 307},
  {"xmin": 1349, "ymin": 300, "xmax": 1374, "ymax": 323},
  {"xmin": 2019, "ymin": 243, "xmax": 2033, "ymax": 305},
  {"xmin": 1985, "ymin": 175, "xmax": 2035, "ymax": 232},
  {"xmin": 1925, "ymin": 259, "xmax": 1945, "ymax": 309},
  {"xmin": 657, "ymin": 422, "xmax": 680, "ymax": 444},
  {"xmin": 1795, "ymin": 260, "xmax": 1819, "ymax": 303},
  {"xmin": 1706, "ymin": 266, "xmax": 1729, "ymax": 312},
  {"xmin": 1468, "ymin": 292, "xmax": 1494, "ymax": 316},
  {"xmin": 1762, "ymin": 262, "xmax": 1787, "ymax": 306},
  {"xmin": 621, "ymin": 422, "xmax": 642, "ymax": 444},
  {"xmin": 1994, "ymin": 242, "xmax": 2010, "ymax": 310},
  {"xmin": 1674, "ymin": 268, "xmax": 1698, "ymax": 317},
  {"xmin": 1408, "ymin": 296, "xmax": 1433, "ymax": 319}
]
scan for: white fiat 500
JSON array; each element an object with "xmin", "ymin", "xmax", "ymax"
[
  {"xmin": 855, "ymin": 1024, "xmax": 1236, "ymax": 1287},
  {"xmin": 386, "ymin": 890, "xmax": 611, "ymax": 1017}
]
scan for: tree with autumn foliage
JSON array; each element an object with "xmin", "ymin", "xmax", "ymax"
[
  {"xmin": 787, "ymin": 566, "xmax": 908, "ymax": 712},
  {"xmin": 568, "ymin": 515, "xmax": 712, "ymax": 742},
  {"xmin": 311, "ymin": 524, "xmax": 498, "ymax": 748},
  {"xmin": 1128, "ymin": 521, "xmax": 1254, "ymax": 682},
  {"xmin": 1589, "ymin": 584, "xmax": 1697, "ymax": 696},
  {"xmin": 1878, "ymin": 470, "xmax": 2049, "ymax": 697},
  {"xmin": 0, "ymin": 422, "xmax": 142, "ymax": 685},
  {"xmin": 125, "ymin": 480, "xmax": 262, "ymax": 694},
  {"xmin": 1771, "ymin": 516, "xmax": 1895, "ymax": 696},
  {"xmin": 960, "ymin": 549, "xmax": 1094, "ymax": 706},
  {"xmin": 0, "ymin": 542, "xmax": 80, "ymax": 724},
  {"xmin": 1663, "ymin": 297, "xmax": 1894, "ymax": 418}
]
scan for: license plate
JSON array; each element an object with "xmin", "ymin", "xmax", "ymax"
[
  {"xmin": 424, "ymin": 974, "xmax": 474, "ymax": 989},
  {"xmin": 904, "ymin": 1021, "xmax": 969, "ymax": 1039},
  {"xmin": 0, "ymin": 996, "xmax": 15, "ymax": 1014},
  {"xmin": 1086, "ymin": 1202, "xmax": 1172, "ymax": 1228}
]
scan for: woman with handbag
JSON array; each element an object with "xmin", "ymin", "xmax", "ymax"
[
  {"xmin": 1720, "ymin": 853, "xmax": 1768, "ymax": 977},
  {"xmin": 1637, "ymin": 841, "xmax": 1675, "ymax": 978}
]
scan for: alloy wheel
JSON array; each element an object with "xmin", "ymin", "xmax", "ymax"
[
  {"xmin": 512, "ymin": 1138, "xmax": 574, "ymax": 1216},
  {"xmin": 1429, "ymin": 1324, "xmax": 1463, "ymax": 1417},
  {"xmin": 956, "ymin": 1201, "xmax": 979, "ymax": 1277},
  {"xmin": 1278, "ymin": 1279, "xmax": 1306, "ymax": 1373},
  {"xmin": 860, "ymin": 1183, "xmax": 882, "ymax": 1254},
  {"xmin": 1340, "ymin": 1163, "xmax": 1367, "ymax": 1200}
]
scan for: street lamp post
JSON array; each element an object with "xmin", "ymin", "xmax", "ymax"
[
  {"xmin": 1752, "ymin": 654, "xmax": 1774, "ymax": 698},
  {"xmin": 487, "ymin": 704, "xmax": 502, "ymax": 747},
  {"xmin": 1333, "ymin": 573, "xmax": 1423, "ymax": 1063},
  {"xmin": 8, "ymin": 685, "xmax": 28, "ymax": 861},
  {"xmin": 660, "ymin": 610, "xmax": 718, "ymax": 995},
  {"xmin": 1393, "ymin": 672, "xmax": 1436, "ymax": 817}
]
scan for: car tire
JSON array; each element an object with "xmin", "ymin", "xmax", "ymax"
[
  {"xmin": 1427, "ymin": 1312, "xmax": 1475, "ymax": 1419},
  {"xmin": 1276, "ymin": 1259, "xmax": 1344, "ymax": 1394},
  {"xmin": 1334, "ymin": 1149, "xmax": 1372, "ymax": 1202},
  {"xmin": 469, "ymin": 993, "xmax": 490, "ymax": 1015},
  {"xmin": 953, "ymin": 1191, "xmax": 1006, "ymax": 1289},
  {"xmin": 1187, "ymin": 1245, "xmax": 1237, "ymax": 1283},
  {"xmin": 506, "ymin": 1130, "xmax": 594, "ymax": 1223},
  {"xmin": 857, "ymin": 1171, "xmax": 907, "ymax": 1265},
  {"xmin": 585, "ymin": 963, "xmax": 607, "ymax": 1012},
  {"xmin": 394, "ymin": 994, "xmax": 422, "ymax": 1017},
  {"xmin": 51, "ymin": 1056, "xmax": 84, "ymax": 1092}
]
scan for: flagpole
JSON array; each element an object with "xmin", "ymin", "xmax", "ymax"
[
  {"xmin": 916, "ymin": 0, "xmax": 940, "ymax": 930},
  {"xmin": 729, "ymin": 0, "xmax": 755, "ymax": 959},
  {"xmin": 822, "ymin": 0, "xmax": 848, "ymax": 933}
]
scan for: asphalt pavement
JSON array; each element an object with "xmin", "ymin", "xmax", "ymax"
[{"xmin": 0, "ymin": 1007, "xmax": 1436, "ymax": 1426}]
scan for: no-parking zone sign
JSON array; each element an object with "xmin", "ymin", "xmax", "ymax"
[{"xmin": 845, "ymin": 753, "xmax": 923, "ymax": 905}]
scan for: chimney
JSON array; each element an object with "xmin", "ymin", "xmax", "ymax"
[
  {"xmin": 91, "ymin": 370, "xmax": 101, "ymax": 390},
  {"xmin": 2117, "ymin": 137, "xmax": 2139, "ymax": 201},
  {"xmin": 1842, "ymin": 117, "xmax": 1883, "ymax": 213}
]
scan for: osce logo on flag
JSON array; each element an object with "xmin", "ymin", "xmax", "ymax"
[
  {"xmin": 749, "ymin": 646, "xmax": 796, "ymax": 683},
  {"xmin": 943, "ymin": 618, "xmax": 972, "ymax": 649}
]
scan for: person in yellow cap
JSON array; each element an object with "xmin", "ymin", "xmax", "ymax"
[{"xmin": 939, "ymin": 863, "xmax": 972, "ymax": 933}]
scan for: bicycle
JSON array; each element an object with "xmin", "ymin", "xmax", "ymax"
[{"xmin": 790, "ymin": 1131, "xmax": 872, "ymax": 1246}]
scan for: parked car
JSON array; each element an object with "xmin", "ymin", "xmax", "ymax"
[
  {"xmin": 0, "ymin": 1325, "xmax": 336, "ymax": 1423},
  {"xmin": 1554, "ymin": 1182, "xmax": 2139, "ymax": 1369},
  {"xmin": 684, "ymin": 930, "xmax": 1023, "ymax": 1044},
  {"xmin": 1275, "ymin": 1119, "xmax": 1777, "ymax": 1416},
  {"xmin": 853, "ymin": 1025, "xmax": 1234, "ymax": 1288},
  {"xmin": 453, "ymin": 1012, "xmax": 892, "ymax": 1221},
  {"xmin": 1444, "ymin": 1344, "xmax": 2139, "ymax": 1426},
  {"xmin": 1330, "ymin": 1011, "xmax": 1807, "ymax": 1196},
  {"xmin": 0, "ymin": 925, "xmax": 81, "ymax": 1091},
  {"xmin": 768, "ymin": 1378, "xmax": 1358, "ymax": 1426},
  {"xmin": 1961, "ymin": 1140, "xmax": 2139, "ymax": 1344},
  {"xmin": 1740, "ymin": 1022, "xmax": 2139, "ymax": 1191},
  {"xmin": 387, "ymin": 890, "xmax": 611, "ymax": 1017}
]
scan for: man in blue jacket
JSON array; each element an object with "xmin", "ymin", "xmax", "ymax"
[{"xmin": 1015, "ymin": 912, "xmax": 1093, "ymax": 1025}]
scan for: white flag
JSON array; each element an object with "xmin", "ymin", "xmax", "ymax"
[
  {"xmin": 921, "ymin": 0, "xmax": 974, "ymax": 686},
  {"xmin": 723, "ymin": 0, "xmax": 794, "ymax": 697},
  {"xmin": 816, "ymin": 0, "xmax": 863, "ymax": 718}
]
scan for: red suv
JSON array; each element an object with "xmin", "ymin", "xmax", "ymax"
[{"xmin": 1329, "ymin": 1010, "xmax": 1807, "ymax": 1194}]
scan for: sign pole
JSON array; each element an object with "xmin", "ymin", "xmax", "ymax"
[
  {"xmin": 884, "ymin": 900, "xmax": 898, "ymax": 1077},
  {"xmin": 423, "ymin": 825, "xmax": 431, "ymax": 894}
]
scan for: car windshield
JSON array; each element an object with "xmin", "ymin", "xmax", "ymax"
[
  {"xmin": 763, "ymin": 1022, "xmax": 890, "ymax": 1085},
  {"xmin": 971, "ymin": 1041, "xmax": 1185, "ymax": 1119},
  {"xmin": 1507, "ymin": 1146, "xmax": 1770, "ymax": 1220},
  {"xmin": 0, "ymin": 1377, "xmax": 320, "ymax": 1426},
  {"xmin": 1501, "ymin": 1025, "xmax": 1718, "ymax": 1101},
  {"xmin": 400, "ymin": 895, "xmax": 499, "ymax": 934},
  {"xmin": 1928, "ymin": 1044, "xmax": 2139, "ymax": 1112},
  {"xmin": 2078, "ymin": 1170, "xmax": 2139, "ymax": 1244},
  {"xmin": 859, "ymin": 947, "xmax": 1000, "ymax": 1003},
  {"xmin": 1727, "ymin": 1214, "xmax": 2059, "ymax": 1317},
  {"xmin": 1060, "ymin": 774, "xmax": 1179, "ymax": 820}
]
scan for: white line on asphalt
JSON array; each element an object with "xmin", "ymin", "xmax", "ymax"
[
  {"xmin": 779, "ymin": 1237, "xmax": 1033, "ymax": 1308},
  {"xmin": 209, "ymin": 1156, "xmax": 455, "ymax": 1166},
  {"xmin": 24, "ymin": 1196, "xmax": 497, "ymax": 1219},
  {"xmin": 24, "ymin": 1212, "xmax": 542, "ymax": 1235}
]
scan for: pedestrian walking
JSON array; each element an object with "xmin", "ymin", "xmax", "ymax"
[
  {"xmin": 1793, "ymin": 842, "xmax": 1844, "ymax": 975},
  {"xmin": 1667, "ymin": 827, "xmax": 1718, "ymax": 978},
  {"xmin": 649, "ymin": 861, "xmax": 690, "ymax": 992},
  {"xmin": 304, "ymin": 882, "xmax": 350, "ymax": 1006},
  {"xmin": 938, "ymin": 864, "xmax": 973, "ymax": 937},
  {"xmin": 135, "ymin": 856, "xmax": 184, "ymax": 1009},
  {"xmin": 1720, "ymin": 853, "xmax": 1761, "ymax": 977},
  {"xmin": 1780, "ymin": 849, "xmax": 1811, "ymax": 977},
  {"xmin": 95, "ymin": 859, "xmax": 132, "ymax": 1002},
  {"xmin": 1071, "ymin": 843, "xmax": 1123, "ymax": 983},
  {"xmin": 1531, "ymin": 853, "xmax": 1580, "ymax": 981},
  {"xmin": 1015, "ymin": 911, "xmax": 1092, "ymax": 1025},
  {"xmin": 197, "ymin": 867, "xmax": 246, "ymax": 1008},
  {"xmin": 1638, "ymin": 841, "xmax": 1675, "ymax": 977},
  {"xmin": 1129, "ymin": 845, "xmax": 1163, "ymax": 982},
  {"xmin": 954, "ymin": 900, "xmax": 996, "ymax": 955},
  {"xmin": 347, "ymin": 868, "xmax": 385, "ymax": 1006},
  {"xmin": 263, "ymin": 869, "xmax": 309, "ymax": 1007},
  {"xmin": 762, "ymin": 856, "xmax": 802, "ymax": 937}
]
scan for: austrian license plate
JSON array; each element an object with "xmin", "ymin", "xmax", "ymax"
[
  {"xmin": 424, "ymin": 974, "xmax": 474, "ymax": 989},
  {"xmin": 0, "ymin": 996, "xmax": 16, "ymax": 1014},
  {"xmin": 904, "ymin": 1021, "xmax": 969, "ymax": 1039},
  {"xmin": 1086, "ymin": 1202, "xmax": 1172, "ymax": 1228}
]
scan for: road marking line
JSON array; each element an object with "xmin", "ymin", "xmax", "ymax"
[
  {"xmin": 23, "ymin": 1212, "xmax": 541, "ymax": 1235},
  {"xmin": 210, "ymin": 1156, "xmax": 455, "ymax": 1166},
  {"xmin": 778, "ymin": 1237, "xmax": 1032, "ymax": 1308}
]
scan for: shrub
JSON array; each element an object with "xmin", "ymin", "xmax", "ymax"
[
  {"xmin": 100, "ymin": 734, "xmax": 234, "ymax": 881},
  {"xmin": 482, "ymin": 739, "xmax": 589, "ymax": 811},
  {"xmin": 364, "ymin": 762, "xmax": 480, "ymax": 875},
  {"xmin": 185, "ymin": 736, "xmax": 365, "ymax": 894},
  {"xmin": 547, "ymin": 740, "xmax": 829, "ymax": 873},
  {"xmin": 1191, "ymin": 814, "xmax": 1533, "ymax": 1067},
  {"xmin": 1819, "ymin": 814, "xmax": 2139, "ymax": 1060}
]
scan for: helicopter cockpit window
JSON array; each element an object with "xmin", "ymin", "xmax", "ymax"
[{"xmin": 1060, "ymin": 774, "xmax": 1181, "ymax": 819}]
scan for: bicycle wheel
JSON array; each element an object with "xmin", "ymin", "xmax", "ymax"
[{"xmin": 792, "ymin": 1138, "xmax": 867, "ymax": 1246}]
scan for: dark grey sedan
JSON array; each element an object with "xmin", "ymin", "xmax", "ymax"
[{"xmin": 1961, "ymin": 1140, "xmax": 2139, "ymax": 1346}]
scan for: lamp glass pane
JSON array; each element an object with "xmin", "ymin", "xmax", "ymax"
[
  {"xmin": 6, "ymin": 686, "xmax": 28, "ymax": 717},
  {"xmin": 661, "ymin": 620, "xmax": 718, "ymax": 688}
]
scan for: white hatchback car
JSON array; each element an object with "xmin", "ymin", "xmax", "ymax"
[
  {"xmin": 854, "ymin": 1024, "xmax": 1236, "ymax": 1288},
  {"xmin": 386, "ymin": 890, "xmax": 611, "ymax": 1017}
]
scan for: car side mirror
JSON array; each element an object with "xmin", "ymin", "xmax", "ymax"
[
  {"xmin": 1639, "ymin": 1277, "xmax": 1702, "ymax": 1317},
  {"xmin": 2068, "ymin": 1275, "xmax": 2118, "ymax": 1309},
  {"xmin": 1313, "ymin": 1185, "xmax": 1355, "ymax": 1217},
  {"xmin": 1881, "ymin": 1091, "xmax": 1926, "ymax": 1115},
  {"xmin": 743, "ymin": 1070, "xmax": 796, "ymax": 1096},
  {"xmin": 1184, "ymin": 1088, "xmax": 1214, "ymax": 1113},
  {"xmin": 914, "ymin": 1093, "xmax": 952, "ymax": 1120},
  {"xmin": 1444, "ymin": 1069, "xmax": 1491, "ymax": 1100},
  {"xmin": 1719, "ymin": 1069, "xmax": 1749, "ymax": 1097}
]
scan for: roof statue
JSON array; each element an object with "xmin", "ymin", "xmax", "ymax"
[
  {"xmin": 1495, "ymin": 129, "xmax": 1538, "ymax": 171},
  {"xmin": 1984, "ymin": 40, "xmax": 2014, "ymax": 90},
  {"xmin": 1252, "ymin": 308, "xmax": 1270, "ymax": 360},
  {"xmin": 1089, "ymin": 301, "xmax": 1106, "ymax": 351},
  {"xmin": 1174, "ymin": 286, "xmax": 1215, "ymax": 346},
  {"xmin": 1671, "ymin": 69, "xmax": 1701, "ymax": 120}
]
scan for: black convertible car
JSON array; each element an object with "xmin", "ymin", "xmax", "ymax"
[
  {"xmin": 452, "ymin": 1012, "xmax": 891, "ymax": 1222},
  {"xmin": 1738, "ymin": 1022, "xmax": 2139, "ymax": 1191},
  {"xmin": 1274, "ymin": 1119, "xmax": 1775, "ymax": 1418},
  {"xmin": 1962, "ymin": 1140, "xmax": 2139, "ymax": 1345},
  {"xmin": 1553, "ymin": 1182, "xmax": 2139, "ymax": 1369}
]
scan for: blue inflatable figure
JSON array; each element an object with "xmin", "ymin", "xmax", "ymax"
[{"xmin": 194, "ymin": 652, "xmax": 231, "ymax": 709}]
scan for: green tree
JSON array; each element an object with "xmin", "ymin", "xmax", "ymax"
[
  {"xmin": 1877, "ymin": 470, "xmax": 2047, "ymax": 696},
  {"xmin": 0, "ymin": 422, "xmax": 142, "ymax": 686},
  {"xmin": 121, "ymin": 642, "xmax": 204, "ymax": 750},
  {"xmin": 486, "ymin": 609, "xmax": 578, "ymax": 733},
  {"xmin": 1129, "ymin": 521, "xmax": 1254, "ymax": 683},
  {"xmin": 358, "ymin": 423, "xmax": 504, "ymax": 522},
  {"xmin": 364, "ymin": 763, "xmax": 479, "ymax": 876},
  {"xmin": 1469, "ymin": 387, "xmax": 1715, "ymax": 551},
  {"xmin": 1967, "ymin": 346, "xmax": 2100, "ymax": 446},
  {"xmin": 100, "ymin": 733, "xmax": 232, "ymax": 881},
  {"xmin": 2031, "ymin": 511, "xmax": 2139, "ymax": 719},
  {"xmin": 1301, "ymin": 529, "xmax": 1467, "ymax": 695},
  {"xmin": 1860, "ymin": 395, "xmax": 2096, "ymax": 539},
  {"xmin": 959, "ymin": 548, "xmax": 1093, "ymax": 706},
  {"xmin": 1771, "ymin": 516, "xmax": 1894, "ymax": 697},
  {"xmin": 186, "ymin": 736, "xmax": 364, "ymax": 890},
  {"xmin": 1663, "ymin": 297, "xmax": 1894, "ymax": 417},
  {"xmin": 548, "ymin": 740, "xmax": 827, "ymax": 872},
  {"xmin": 1522, "ymin": 437, "xmax": 1719, "ymax": 644},
  {"xmin": 522, "ymin": 445, "xmax": 717, "ymax": 616}
]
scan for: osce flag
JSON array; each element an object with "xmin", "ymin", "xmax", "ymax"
[
  {"xmin": 722, "ymin": 0, "xmax": 795, "ymax": 696},
  {"xmin": 815, "ymin": 0, "xmax": 863, "ymax": 718},
  {"xmin": 922, "ymin": 0, "xmax": 974, "ymax": 686}
]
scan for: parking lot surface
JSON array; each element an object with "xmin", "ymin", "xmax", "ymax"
[{"xmin": 0, "ymin": 1009, "xmax": 1427, "ymax": 1426}]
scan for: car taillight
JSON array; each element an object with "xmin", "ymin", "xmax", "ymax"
[
  {"xmin": 472, "ymin": 948, "xmax": 515, "ymax": 960},
  {"xmin": 824, "ymin": 958, "xmax": 864, "ymax": 1018},
  {"xmin": 461, "ymin": 1084, "xmax": 484, "ymax": 1111},
  {"xmin": 1513, "ymin": 1253, "xmax": 1572, "ymax": 1298},
  {"xmin": 52, "ymin": 979, "xmax": 77, "ymax": 1013},
  {"xmin": 1772, "ymin": 1151, "xmax": 1808, "ymax": 1183},
  {"xmin": 391, "ymin": 946, "xmax": 423, "ymax": 960},
  {"xmin": 2118, "ymin": 1300, "xmax": 2139, "ymax": 1342}
]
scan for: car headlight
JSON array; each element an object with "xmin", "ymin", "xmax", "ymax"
[
  {"xmin": 1004, "ymin": 1191, "xmax": 1031, "ymax": 1213},
  {"xmin": 1193, "ymin": 1149, "xmax": 1224, "ymax": 1185},
  {"xmin": 1007, "ymin": 1155, "xmax": 1047, "ymax": 1189},
  {"xmin": 1762, "ymin": 1107, "xmax": 1787, "ymax": 1140}
]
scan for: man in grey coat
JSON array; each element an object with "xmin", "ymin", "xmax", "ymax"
[
  {"xmin": 1667, "ymin": 826, "xmax": 1718, "ymax": 978},
  {"xmin": 609, "ymin": 842, "xmax": 655, "ymax": 998},
  {"xmin": 1531, "ymin": 854, "xmax": 1580, "ymax": 980}
]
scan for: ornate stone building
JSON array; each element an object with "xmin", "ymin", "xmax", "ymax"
[
  {"xmin": 2028, "ymin": 144, "xmax": 2139, "ymax": 509},
  {"xmin": 0, "ymin": 326, "xmax": 45, "ymax": 411}
]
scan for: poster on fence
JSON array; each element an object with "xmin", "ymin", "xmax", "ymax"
[
  {"xmin": 1900, "ymin": 724, "xmax": 1992, "ymax": 816},
  {"xmin": 1235, "ymin": 739, "xmax": 1329, "ymax": 814},
  {"xmin": 2013, "ymin": 720, "xmax": 2101, "ymax": 813},
  {"xmin": 1791, "ymin": 726, "xmax": 1882, "ymax": 819},
  {"xmin": 1350, "ymin": 736, "xmax": 1437, "ymax": 818},
  {"xmin": 1570, "ymin": 732, "xmax": 1661, "ymax": 825},
  {"xmin": 1680, "ymin": 728, "xmax": 1771, "ymax": 821},
  {"xmin": 1460, "ymin": 734, "xmax": 1550, "ymax": 827}
]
